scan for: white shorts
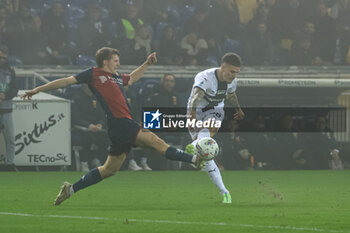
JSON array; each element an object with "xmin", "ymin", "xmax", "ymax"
[{"xmin": 187, "ymin": 107, "xmax": 224, "ymax": 140}]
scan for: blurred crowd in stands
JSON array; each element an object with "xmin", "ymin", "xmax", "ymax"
[
  {"xmin": 0, "ymin": 0, "xmax": 350, "ymax": 66},
  {"xmin": 217, "ymin": 114, "xmax": 350, "ymax": 171}
]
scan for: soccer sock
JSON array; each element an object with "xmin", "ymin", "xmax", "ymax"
[
  {"xmin": 198, "ymin": 128, "xmax": 210, "ymax": 139},
  {"xmin": 204, "ymin": 160, "xmax": 229, "ymax": 194},
  {"xmin": 196, "ymin": 128, "xmax": 229, "ymax": 195},
  {"xmin": 165, "ymin": 146, "xmax": 194, "ymax": 163},
  {"xmin": 72, "ymin": 168, "xmax": 103, "ymax": 193}
]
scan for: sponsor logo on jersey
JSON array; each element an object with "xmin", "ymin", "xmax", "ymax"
[{"xmin": 98, "ymin": 76, "xmax": 107, "ymax": 83}]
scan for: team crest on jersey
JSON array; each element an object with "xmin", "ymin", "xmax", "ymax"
[
  {"xmin": 115, "ymin": 77, "xmax": 123, "ymax": 85},
  {"xmin": 98, "ymin": 76, "xmax": 107, "ymax": 83}
]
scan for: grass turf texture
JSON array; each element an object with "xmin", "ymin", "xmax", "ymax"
[{"xmin": 0, "ymin": 170, "xmax": 349, "ymax": 233}]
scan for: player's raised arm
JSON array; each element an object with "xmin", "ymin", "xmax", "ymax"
[
  {"xmin": 226, "ymin": 92, "xmax": 245, "ymax": 120},
  {"xmin": 22, "ymin": 76, "xmax": 78, "ymax": 100},
  {"xmin": 128, "ymin": 52, "xmax": 157, "ymax": 86}
]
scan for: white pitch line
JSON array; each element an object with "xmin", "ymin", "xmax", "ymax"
[{"xmin": 0, "ymin": 212, "xmax": 349, "ymax": 233}]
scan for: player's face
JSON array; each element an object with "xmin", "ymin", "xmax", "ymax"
[
  {"xmin": 221, "ymin": 63, "xmax": 240, "ymax": 83},
  {"xmin": 104, "ymin": 54, "xmax": 120, "ymax": 73}
]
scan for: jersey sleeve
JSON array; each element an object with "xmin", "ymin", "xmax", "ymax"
[
  {"xmin": 193, "ymin": 72, "xmax": 211, "ymax": 92},
  {"xmin": 122, "ymin": 74, "xmax": 130, "ymax": 86},
  {"xmin": 74, "ymin": 68, "xmax": 93, "ymax": 84}
]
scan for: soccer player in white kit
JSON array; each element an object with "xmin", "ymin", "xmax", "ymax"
[{"xmin": 186, "ymin": 53, "xmax": 244, "ymax": 204}]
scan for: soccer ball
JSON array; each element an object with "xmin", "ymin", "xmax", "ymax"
[{"xmin": 196, "ymin": 137, "xmax": 219, "ymax": 161}]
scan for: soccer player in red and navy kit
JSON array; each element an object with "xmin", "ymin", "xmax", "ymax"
[{"xmin": 22, "ymin": 47, "xmax": 204, "ymax": 205}]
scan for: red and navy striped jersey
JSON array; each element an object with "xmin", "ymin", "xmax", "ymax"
[{"xmin": 74, "ymin": 67, "xmax": 132, "ymax": 119}]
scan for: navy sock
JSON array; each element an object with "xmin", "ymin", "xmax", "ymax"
[
  {"xmin": 72, "ymin": 168, "xmax": 103, "ymax": 193},
  {"xmin": 165, "ymin": 146, "xmax": 193, "ymax": 163}
]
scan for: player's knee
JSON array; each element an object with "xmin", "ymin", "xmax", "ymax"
[{"xmin": 105, "ymin": 167, "xmax": 118, "ymax": 177}]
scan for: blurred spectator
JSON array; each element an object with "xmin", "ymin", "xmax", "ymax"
[
  {"xmin": 145, "ymin": 73, "xmax": 179, "ymax": 107},
  {"xmin": 0, "ymin": 0, "xmax": 19, "ymax": 15},
  {"xmin": 5, "ymin": 3, "xmax": 35, "ymax": 56},
  {"xmin": 330, "ymin": 0, "xmax": 350, "ymax": 30},
  {"xmin": 289, "ymin": 36, "xmax": 326, "ymax": 66},
  {"xmin": 0, "ymin": 45, "xmax": 17, "ymax": 171},
  {"xmin": 245, "ymin": 115, "xmax": 274, "ymax": 169},
  {"xmin": 143, "ymin": 0, "xmax": 177, "ymax": 28},
  {"xmin": 273, "ymin": 114, "xmax": 306, "ymax": 170},
  {"xmin": 311, "ymin": 2, "xmax": 337, "ymax": 63},
  {"xmin": 180, "ymin": 31, "xmax": 208, "ymax": 65},
  {"xmin": 333, "ymin": 20, "xmax": 350, "ymax": 65},
  {"xmin": 236, "ymin": 0, "xmax": 258, "ymax": 25},
  {"xmin": 207, "ymin": 0, "xmax": 241, "ymax": 42},
  {"xmin": 295, "ymin": 21, "xmax": 316, "ymax": 41},
  {"xmin": 244, "ymin": 22, "xmax": 274, "ymax": 65},
  {"xmin": 69, "ymin": 84, "xmax": 109, "ymax": 171},
  {"xmin": 184, "ymin": 7, "xmax": 209, "ymax": 39},
  {"xmin": 218, "ymin": 119, "xmax": 252, "ymax": 170},
  {"xmin": 130, "ymin": 24, "xmax": 152, "ymax": 64},
  {"xmin": 0, "ymin": 0, "xmax": 350, "ymax": 66},
  {"xmin": 116, "ymin": 1, "xmax": 144, "ymax": 62},
  {"xmin": 77, "ymin": 4, "xmax": 112, "ymax": 56},
  {"xmin": 246, "ymin": 4, "xmax": 270, "ymax": 34},
  {"xmin": 21, "ymin": 15, "xmax": 52, "ymax": 65},
  {"xmin": 183, "ymin": 6, "xmax": 220, "ymax": 65},
  {"xmin": 262, "ymin": 0, "xmax": 277, "ymax": 8},
  {"xmin": 268, "ymin": 0, "xmax": 305, "ymax": 45},
  {"xmin": 0, "ymin": 8, "xmax": 10, "ymax": 47},
  {"xmin": 304, "ymin": 115, "xmax": 343, "ymax": 170},
  {"xmin": 158, "ymin": 25, "xmax": 183, "ymax": 65},
  {"xmin": 41, "ymin": 2, "xmax": 72, "ymax": 64}
]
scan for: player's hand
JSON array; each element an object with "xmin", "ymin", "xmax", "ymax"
[
  {"xmin": 234, "ymin": 109, "xmax": 245, "ymax": 120},
  {"xmin": 21, "ymin": 89, "xmax": 39, "ymax": 100},
  {"xmin": 88, "ymin": 124, "xmax": 100, "ymax": 132},
  {"xmin": 96, "ymin": 124, "xmax": 103, "ymax": 131},
  {"xmin": 146, "ymin": 52, "xmax": 157, "ymax": 65}
]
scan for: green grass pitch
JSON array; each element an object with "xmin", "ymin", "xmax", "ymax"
[{"xmin": 0, "ymin": 170, "xmax": 349, "ymax": 233}]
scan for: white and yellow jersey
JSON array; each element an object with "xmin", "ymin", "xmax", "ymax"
[
  {"xmin": 187, "ymin": 67, "xmax": 237, "ymax": 110},
  {"xmin": 187, "ymin": 68, "xmax": 238, "ymax": 139}
]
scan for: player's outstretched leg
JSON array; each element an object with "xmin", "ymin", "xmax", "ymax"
[
  {"xmin": 135, "ymin": 130, "xmax": 205, "ymax": 167},
  {"xmin": 54, "ymin": 154, "xmax": 126, "ymax": 205}
]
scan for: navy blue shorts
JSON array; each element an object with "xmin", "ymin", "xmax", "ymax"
[{"xmin": 107, "ymin": 118, "xmax": 141, "ymax": 156}]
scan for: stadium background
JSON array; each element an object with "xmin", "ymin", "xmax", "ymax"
[{"xmin": 1, "ymin": 0, "xmax": 350, "ymax": 170}]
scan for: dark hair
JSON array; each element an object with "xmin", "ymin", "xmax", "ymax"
[
  {"xmin": 95, "ymin": 47, "xmax": 120, "ymax": 68},
  {"xmin": 162, "ymin": 73, "xmax": 175, "ymax": 80},
  {"xmin": 221, "ymin": 53, "xmax": 242, "ymax": 67}
]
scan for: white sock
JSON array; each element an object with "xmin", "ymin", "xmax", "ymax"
[
  {"xmin": 197, "ymin": 128, "xmax": 210, "ymax": 140},
  {"xmin": 69, "ymin": 186, "xmax": 74, "ymax": 196},
  {"xmin": 195, "ymin": 128, "xmax": 229, "ymax": 195},
  {"xmin": 204, "ymin": 160, "xmax": 229, "ymax": 194}
]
